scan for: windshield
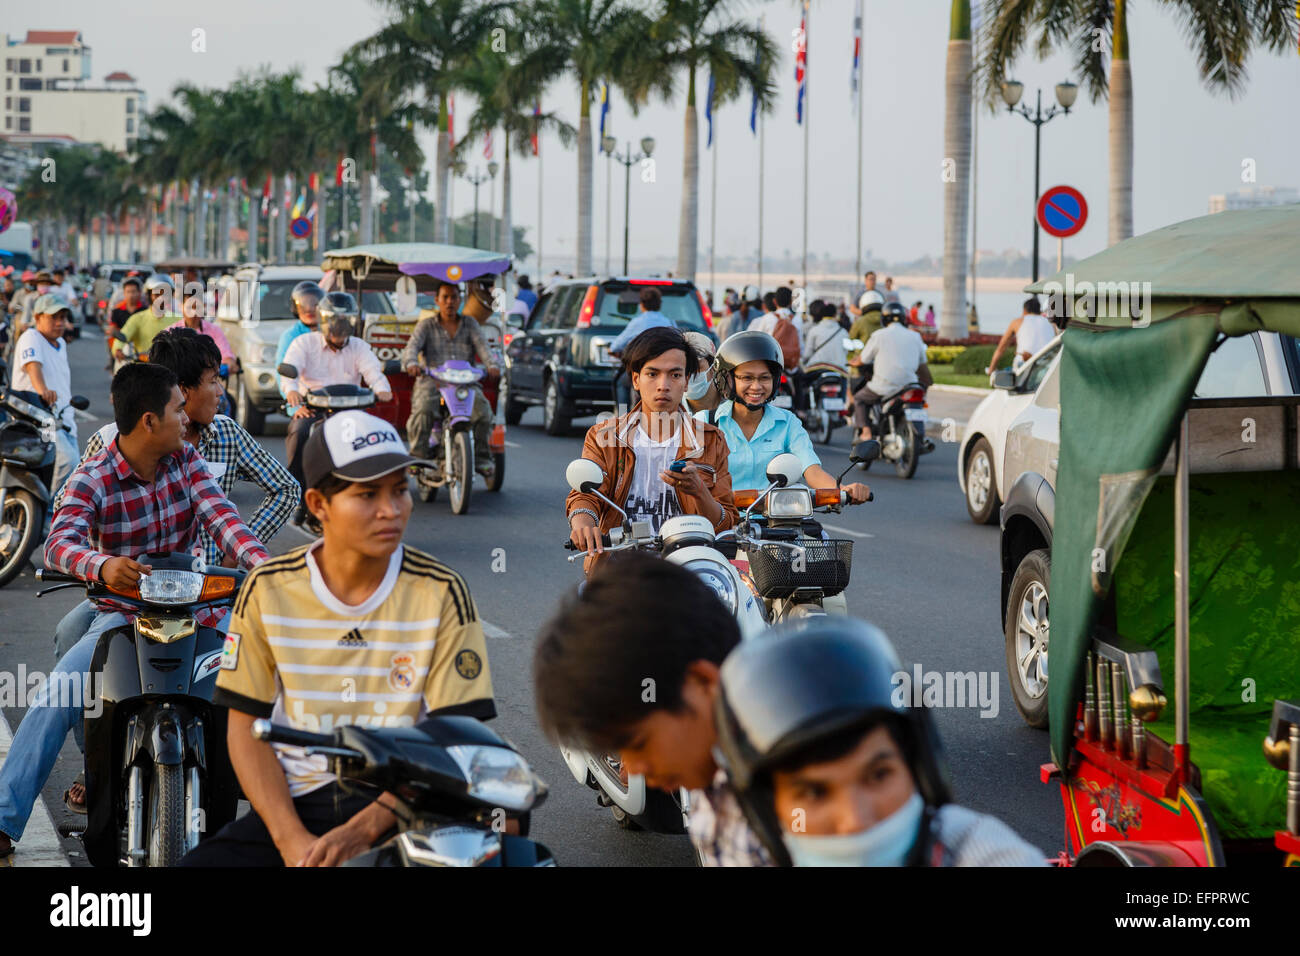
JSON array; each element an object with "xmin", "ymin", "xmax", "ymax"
[
  {"xmin": 594, "ymin": 285, "xmax": 706, "ymax": 332},
  {"xmin": 258, "ymin": 279, "xmax": 393, "ymax": 321}
]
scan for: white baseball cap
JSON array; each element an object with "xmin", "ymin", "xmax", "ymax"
[{"xmin": 302, "ymin": 410, "xmax": 430, "ymax": 489}]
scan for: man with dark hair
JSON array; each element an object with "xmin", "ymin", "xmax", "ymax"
[
  {"xmin": 0, "ymin": 363, "xmax": 268, "ymax": 859},
  {"xmin": 182, "ymin": 410, "xmax": 494, "ymax": 866},
  {"xmin": 987, "ymin": 295, "xmax": 1056, "ymax": 373},
  {"xmin": 533, "ymin": 553, "xmax": 768, "ymax": 865},
  {"xmin": 608, "ymin": 286, "xmax": 675, "ymax": 410},
  {"xmin": 567, "ymin": 326, "xmax": 736, "ymax": 573}
]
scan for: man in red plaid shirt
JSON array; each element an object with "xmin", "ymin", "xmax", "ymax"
[{"xmin": 0, "ymin": 362, "xmax": 268, "ymax": 858}]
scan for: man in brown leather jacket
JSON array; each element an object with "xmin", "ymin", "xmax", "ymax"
[{"xmin": 566, "ymin": 326, "xmax": 738, "ymax": 574}]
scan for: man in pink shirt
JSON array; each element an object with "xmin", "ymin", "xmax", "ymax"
[{"xmin": 170, "ymin": 288, "xmax": 235, "ymax": 366}]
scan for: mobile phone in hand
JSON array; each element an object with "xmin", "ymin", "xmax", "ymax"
[{"xmin": 669, "ymin": 460, "xmax": 688, "ymax": 473}]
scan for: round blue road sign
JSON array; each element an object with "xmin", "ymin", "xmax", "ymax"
[
  {"xmin": 290, "ymin": 216, "xmax": 312, "ymax": 238},
  {"xmin": 1036, "ymin": 186, "xmax": 1087, "ymax": 238}
]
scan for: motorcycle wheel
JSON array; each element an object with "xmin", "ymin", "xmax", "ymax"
[
  {"xmin": 449, "ymin": 430, "xmax": 473, "ymax": 515},
  {"xmin": 592, "ymin": 754, "xmax": 687, "ymax": 834},
  {"xmin": 147, "ymin": 763, "xmax": 187, "ymax": 867},
  {"xmin": 488, "ymin": 451, "xmax": 505, "ymax": 492},
  {"xmin": 818, "ymin": 406, "xmax": 836, "ymax": 445},
  {"xmin": 0, "ymin": 490, "xmax": 40, "ymax": 588},
  {"xmin": 418, "ymin": 473, "xmax": 438, "ymax": 503},
  {"xmin": 891, "ymin": 414, "xmax": 919, "ymax": 479}
]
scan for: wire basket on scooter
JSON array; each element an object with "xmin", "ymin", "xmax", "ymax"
[{"xmin": 747, "ymin": 539, "xmax": 854, "ymax": 599}]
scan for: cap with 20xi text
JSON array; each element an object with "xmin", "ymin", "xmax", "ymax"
[{"xmin": 302, "ymin": 410, "xmax": 433, "ymax": 490}]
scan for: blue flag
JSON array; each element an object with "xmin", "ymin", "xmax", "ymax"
[
  {"xmin": 705, "ymin": 72, "xmax": 716, "ymax": 148},
  {"xmin": 599, "ymin": 82, "xmax": 609, "ymax": 141}
]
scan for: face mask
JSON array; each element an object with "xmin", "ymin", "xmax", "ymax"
[
  {"xmin": 782, "ymin": 792, "xmax": 923, "ymax": 867},
  {"xmin": 686, "ymin": 371, "xmax": 711, "ymax": 400}
]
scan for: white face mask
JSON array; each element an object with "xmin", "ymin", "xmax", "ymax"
[
  {"xmin": 782, "ymin": 792, "xmax": 924, "ymax": 867},
  {"xmin": 686, "ymin": 371, "xmax": 711, "ymax": 401}
]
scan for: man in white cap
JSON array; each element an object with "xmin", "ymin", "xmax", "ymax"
[{"xmin": 13, "ymin": 293, "xmax": 78, "ymax": 493}]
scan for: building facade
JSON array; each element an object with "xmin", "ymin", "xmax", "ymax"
[{"xmin": 1208, "ymin": 186, "xmax": 1300, "ymax": 214}]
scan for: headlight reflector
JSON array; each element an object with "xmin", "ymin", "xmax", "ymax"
[
  {"xmin": 767, "ymin": 488, "xmax": 813, "ymax": 518},
  {"xmin": 446, "ymin": 745, "xmax": 539, "ymax": 812},
  {"xmin": 138, "ymin": 570, "xmax": 205, "ymax": 604},
  {"xmin": 683, "ymin": 559, "xmax": 738, "ymax": 614}
]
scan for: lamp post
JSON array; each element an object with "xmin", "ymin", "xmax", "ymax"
[
  {"xmin": 1001, "ymin": 79, "xmax": 1077, "ymax": 282},
  {"xmin": 604, "ymin": 134, "xmax": 655, "ymax": 275},
  {"xmin": 464, "ymin": 165, "xmax": 493, "ymax": 248}
]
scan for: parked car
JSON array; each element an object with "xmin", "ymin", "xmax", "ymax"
[
  {"xmin": 502, "ymin": 276, "xmax": 715, "ymax": 435},
  {"xmin": 957, "ymin": 336, "xmax": 1063, "ymax": 524},
  {"xmin": 215, "ymin": 263, "xmax": 394, "ymax": 434},
  {"xmin": 92, "ymin": 262, "xmax": 154, "ymax": 323},
  {"xmin": 998, "ymin": 328, "xmax": 1300, "ymax": 727}
]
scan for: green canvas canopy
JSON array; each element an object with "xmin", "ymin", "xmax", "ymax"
[{"xmin": 1031, "ymin": 206, "xmax": 1300, "ymax": 773}]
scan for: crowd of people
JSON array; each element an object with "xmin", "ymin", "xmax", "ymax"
[{"xmin": 0, "ymin": 264, "xmax": 1045, "ymax": 868}]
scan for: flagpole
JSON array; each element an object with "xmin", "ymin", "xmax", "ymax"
[
  {"xmin": 757, "ymin": 99, "xmax": 765, "ymax": 293},
  {"xmin": 801, "ymin": 0, "xmax": 810, "ymax": 293},
  {"xmin": 969, "ymin": 20, "xmax": 979, "ymax": 322},
  {"xmin": 854, "ymin": 0, "xmax": 863, "ymax": 287},
  {"xmin": 710, "ymin": 106, "xmax": 717, "ymax": 302},
  {"xmin": 605, "ymin": 150, "xmax": 612, "ymax": 274},
  {"xmin": 537, "ymin": 134, "xmax": 544, "ymax": 277}
]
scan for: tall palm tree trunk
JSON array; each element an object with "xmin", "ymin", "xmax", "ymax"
[
  {"xmin": 197, "ymin": 185, "xmax": 209, "ymax": 257},
  {"xmin": 577, "ymin": 80, "xmax": 593, "ymax": 275},
  {"xmin": 113, "ymin": 209, "xmax": 121, "ymax": 260},
  {"xmin": 247, "ymin": 184, "xmax": 259, "ymax": 263},
  {"xmin": 436, "ymin": 93, "xmax": 451, "ymax": 243},
  {"xmin": 677, "ymin": 69, "xmax": 699, "ymax": 282},
  {"xmin": 360, "ymin": 167, "xmax": 374, "ymax": 244},
  {"xmin": 1108, "ymin": 0, "xmax": 1133, "ymax": 246},
  {"xmin": 940, "ymin": 0, "xmax": 972, "ymax": 340},
  {"xmin": 502, "ymin": 136, "xmax": 513, "ymax": 259}
]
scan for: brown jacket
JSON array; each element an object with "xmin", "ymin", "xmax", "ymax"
[
  {"xmin": 565, "ymin": 405, "xmax": 739, "ymax": 573},
  {"xmin": 772, "ymin": 316, "xmax": 801, "ymax": 370}
]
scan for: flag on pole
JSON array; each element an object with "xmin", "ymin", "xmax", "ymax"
[
  {"xmin": 308, "ymin": 172, "xmax": 319, "ymax": 193},
  {"xmin": 261, "ymin": 175, "xmax": 271, "ymax": 214},
  {"xmin": 448, "ymin": 94, "xmax": 455, "ymax": 149},
  {"xmin": 705, "ymin": 72, "xmax": 716, "ymax": 148},
  {"xmin": 751, "ymin": 20, "xmax": 762, "ymax": 136},
  {"xmin": 599, "ymin": 82, "xmax": 609, "ymax": 141},
  {"xmin": 531, "ymin": 101, "xmax": 540, "ymax": 156},
  {"xmin": 850, "ymin": 0, "xmax": 862, "ymax": 112},
  {"xmin": 794, "ymin": 3, "xmax": 808, "ymax": 124},
  {"xmin": 484, "ymin": 129, "xmax": 494, "ymax": 160},
  {"xmin": 335, "ymin": 156, "xmax": 344, "ymax": 186},
  {"xmin": 292, "ymin": 187, "xmax": 307, "ymax": 219}
]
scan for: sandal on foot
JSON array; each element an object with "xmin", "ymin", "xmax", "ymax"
[{"xmin": 62, "ymin": 772, "xmax": 87, "ymax": 815}]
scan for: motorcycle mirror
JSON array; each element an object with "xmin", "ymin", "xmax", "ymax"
[
  {"xmin": 851, "ymin": 440, "xmax": 881, "ymax": 463},
  {"xmin": 382, "ymin": 359, "xmax": 401, "ymax": 376},
  {"xmin": 565, "ymin": 458, "xmax": 605, "ymax": 494},
  {"xmin": 277, "ymin": 362, "xmax": 299, "ymax": 379},
  {"xmin": 70, "ymin": 395, "xmax": 90, "ymax": 411},
  {"xmin": 764, "ymin": 452, "xmax": 804, "ymax": 488}
]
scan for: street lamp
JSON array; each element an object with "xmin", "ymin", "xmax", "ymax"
[
  {"xmin": 1002, "ymin": 78, "xmax": 1077, "ymax": 281},
  {"xmin": 606, "ymin": 135, "xmax": 655, "ymax": 274},
  {"xmin": 463, "ymin": 165, "xmax": 494, "ymax": 248}
]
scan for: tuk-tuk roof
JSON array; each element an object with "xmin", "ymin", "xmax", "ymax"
[
  {"xmin": 1028, "ymin": 205, "xmax": 1300, "ymax": 301},
  {"xmin": 321, "ymin": 243, "xmax": 510, "ymax": 285},
  {"xmin": 153, "ymin": 257, "xmax": 237, "ymax": 272}
]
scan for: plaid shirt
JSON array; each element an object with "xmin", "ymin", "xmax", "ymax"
[
  {"xmin": 400, "ymin": 313, "xmax": 495, "ymax": 371},
  {"xmin": 45, "ymin": 438, "xmax": 270, "ymax": 623},
  {"xmin": 61, "ymin": 415, "xmax": 299, "ymax": 567},
  {"xmin": 688, "ymin": 770, "xmax": 774, "ymax": 867}
]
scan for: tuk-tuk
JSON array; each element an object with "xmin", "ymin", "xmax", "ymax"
[
  {"xmin": 1028, "ymin": 205, "xmax": 1300, "ymax": 866},
  {"xmin": 320, "ymin": 243, "xmax": 512, "ymax": 506}
]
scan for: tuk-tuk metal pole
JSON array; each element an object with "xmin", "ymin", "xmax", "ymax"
[{"xmin": 1174, "ymin": 412, "xmax": 1191, "ymax": 775}]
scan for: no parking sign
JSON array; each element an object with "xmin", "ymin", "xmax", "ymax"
[{"xmin": 1036, "ymin": 186, "xmax": 1088, "ymax": 238}]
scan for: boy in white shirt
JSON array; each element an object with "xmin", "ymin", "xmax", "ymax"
[{"xmin": 12, "ymin": 294, "xmax": 78, "ymax": 494}]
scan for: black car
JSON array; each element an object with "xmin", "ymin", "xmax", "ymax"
[{"xmin": 502, "ymin": 277, "xmax": 716, "ymax": 435}]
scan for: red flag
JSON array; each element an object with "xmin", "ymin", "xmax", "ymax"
[
  {"xmin": 483, "ymin": 129, "xmax": 493, "ymax": 160},
  {"xmin": 531, "ymin": 101, "xmax": 540, "ymax": 156},
  {"xmin": 370, "ymin": 131, "xmax": 377, "ymax": 163},
  {"xmin": 448, "ymin": 94, "xmax": 455, "ymax": 149},
  {"xmin": 335, "ymin": 156, "xmax": 344, "ymax": 186},
  {"xmin": 262, "ymin": 175, "xmax": 271, "ymax": 198},
  {"xmin": 308, "ymin": 172, "xmax": 319, "ymax": 192}
]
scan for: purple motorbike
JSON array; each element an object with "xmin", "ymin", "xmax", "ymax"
[{"xmin": 413, "ymin": 360, "xmax": 503, "ymax": 515}]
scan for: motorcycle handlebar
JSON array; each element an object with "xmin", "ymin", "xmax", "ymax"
[
  {"xmin": 34, "ymin": 569, "xmax": 80, "ymax": 583},
  {"xmin": 251, "ymin": 719, "xmax": 340, "ymax": 751},
  {"xmin": 563, "ymin": 533, "xmax": 613, "ymax": 550}
]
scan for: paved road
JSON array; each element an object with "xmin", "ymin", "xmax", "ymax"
[{"xmin": 0, "ymin": 328, "xmax": 1062, "ymax": 866}]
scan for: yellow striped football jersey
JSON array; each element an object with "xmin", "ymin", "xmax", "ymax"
[{"xmin": 214, "ymin": 542, "xmax": 495, "ymax": 796}]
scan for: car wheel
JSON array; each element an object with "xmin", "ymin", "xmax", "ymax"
[
  {"xmin": 543, "ymin": 377, "xmax": 571, "ymax": 436},
  {"xmin": 236, "ymin": 375, "xmax": 266, "ymax": 436},
  {"xmin": 964, "ymin": 437, "xmax": 1000, "ymax": 525},
  {"xmin": 502, "ymin": 378, "xmax": 527, "ymax": 426},
  {"xmin": 1005, "ymin": 548, "xmax": 1051, "ymax": 728}
]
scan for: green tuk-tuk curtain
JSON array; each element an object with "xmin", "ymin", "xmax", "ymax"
[{"xmin": 1049, "ymin": 314, "xmax": 1220, "ymax": 768}]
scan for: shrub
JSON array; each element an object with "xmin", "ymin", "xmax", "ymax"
[
  {"xmin": 952, "ymin": 344, "xmax": 1013, "ymax": 375},
  {"xmin": 926, "ymin": 345, "xmax": 966, "ymax": 364}
]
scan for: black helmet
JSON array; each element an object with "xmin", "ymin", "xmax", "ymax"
[
  {"xmin": 881, "ymin": 301, "xmax": 908, "ymax": 326},
  {"xmin": 713, "ymin": 330, "xmax": 784, "ymax": 411},
  {"xmin": 318, "ymin": 291, "xmax": 358, "ymax": 323},
  {"xmin": 290, "ymin": 280, "xmax": 324, "ymax": 320},
  {"xmin": 713, "ymin": 617, "xmax": 953, "ymax": 867}
]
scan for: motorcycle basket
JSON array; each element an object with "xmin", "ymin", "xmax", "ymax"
[{"xmin": 747, "ymin": 538, "xmax": 853, "ymax": 599}]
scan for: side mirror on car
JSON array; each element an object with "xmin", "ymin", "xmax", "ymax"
[{"xmin": 992, "ymin": 368, "xmax": 1017, "ymax": 391}]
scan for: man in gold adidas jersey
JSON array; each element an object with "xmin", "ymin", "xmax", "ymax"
[{"xmin": 181, "ymin": 410, "xmax": 495, "ymax": 866}]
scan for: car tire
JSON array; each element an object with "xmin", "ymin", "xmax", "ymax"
[
  {"xmin": 964, "ymin": 437, "xmax": 1000, "ymax": 525},
  {"xmin": 1005, "ymin": 548, "xmax": 1051, "ymax": 728},
  {"xmin": 543, "ymin": 377, "xmax": 571, "ymax": 437},
  {"xmin": 235, "ymin": 375, "xmax": 266, "ymax": 436},
  {"xmin": 502, "ymin": 378, "xmax": 527, "ymax": 426}
]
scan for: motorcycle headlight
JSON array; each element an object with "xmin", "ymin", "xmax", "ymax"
[
  {"xmin": 446, "ymin": 745, "xmax": 539, "ymax": 812},
  {"xmin": 683, "ymin": 559, "xmax": 738, "ymax": 614},
  {"xmin": 767, "ymin": 488, "xmax": 813, "ymax": 518},
  {"xmin": 138, "ymin": 570, "xmax": 205, "ymax": 604}
]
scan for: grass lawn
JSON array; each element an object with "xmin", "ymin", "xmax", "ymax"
[{"xmin": 929, "ymin": 364, "xmax": 992, "ymax": 389}]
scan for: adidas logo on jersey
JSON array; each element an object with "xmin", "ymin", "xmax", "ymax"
[{"xmin": 337, "ymin": 628, "xmax": 367, "ymax": 647}]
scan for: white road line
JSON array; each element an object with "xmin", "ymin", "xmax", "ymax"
[
  {"xmin": 820, "ymin": 523, "xmax": 874, "ymax": 539},
  {"xmin": 0, "ymin": 710, "xmax": 70, "ymax": 866},
  {"xmin": 504, "ymin": 440, "xmax": 521, "ymax": 449},
  {"xmin": 73, "ymin": 408, "xmax": 98, "ymax": 424},
  {"xmin": 483, "ymin": 621, "xmax": 511, "ymax": 639}
]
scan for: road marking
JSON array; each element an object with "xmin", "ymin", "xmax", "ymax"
[
  {"xmin": 483, "ymin": 621, "xmax": 511, "ymax": 639},
  {"xmin": 0, "ymin": 710, "xmax": 70, "ymax": 866},
  {"xmin": 820, "ymin": 523, "xmax": 874, "ymax": 539},
  {"xmin": 504, "ymin": 440, "xmax": 521, "ymax": 449},
  {"xmin": 73, "ymin": 409, "xmax": 97, "ymax": 424}
]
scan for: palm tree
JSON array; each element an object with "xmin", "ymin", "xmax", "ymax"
[
  {"xmin": 454, "ymin": 43, "xmax": 576, "ymax": 259},
  {"xmin": 941, "ymin": 0, "xmax": 972, "ymax": 340},
  {"xmin": 514, "ymin": 0, "xmax": 652, "ymax": 275},
  {"xmin": 623, "ymin": 0, "xmax": 775, "ymax": 281},
  {"xmin": 979, "ymin": 0, "xmax": 1297, "ymax": 247},
  {"xmin": 352, "ymin": 0, "xmax": 508, "ymax": 244}
]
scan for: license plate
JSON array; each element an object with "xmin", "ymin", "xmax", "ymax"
[
  {"xmin": 905, "ymin": 407, "xmax": 927, "ymax": 422},
  {"xmin": 773, "ymin": 395, "xmax": 794, "ymax": 408},
  {"xmin": 821, "ymin": 397, "xmax": 845, "ymax": 411}
]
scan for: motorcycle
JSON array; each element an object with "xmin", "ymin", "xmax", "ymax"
[
  {"xmin": 791, "ymin": 363, "xmax": 852, "ymax": 445},
  {"xmin": 276, "ymin": 359, "xmax": 402, "ymax": 422},
  {"xmin": 250, "ymin": 717, "xmax": 556, "ymax": 866},
  {"xmin": 559, "ymin": 457, "xmax": 770, "ymax": 834},
  {"xmin": 34, "ymin": 553, "xmax": 246, "ymax": 867},
  {"xmin": 858, "ymin": 382, "xmax": 934, "ymax": 480},
  {"xmin": 410, "ymin": 359, "xmax": 505, "ymax": 515},
  {"xmin": 0, "ymin": 361, "xmax": 89, "ymax": 587},
  {"xmin": 731, "ymin": 443, "xmax": 878, "ymax": 623}
]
